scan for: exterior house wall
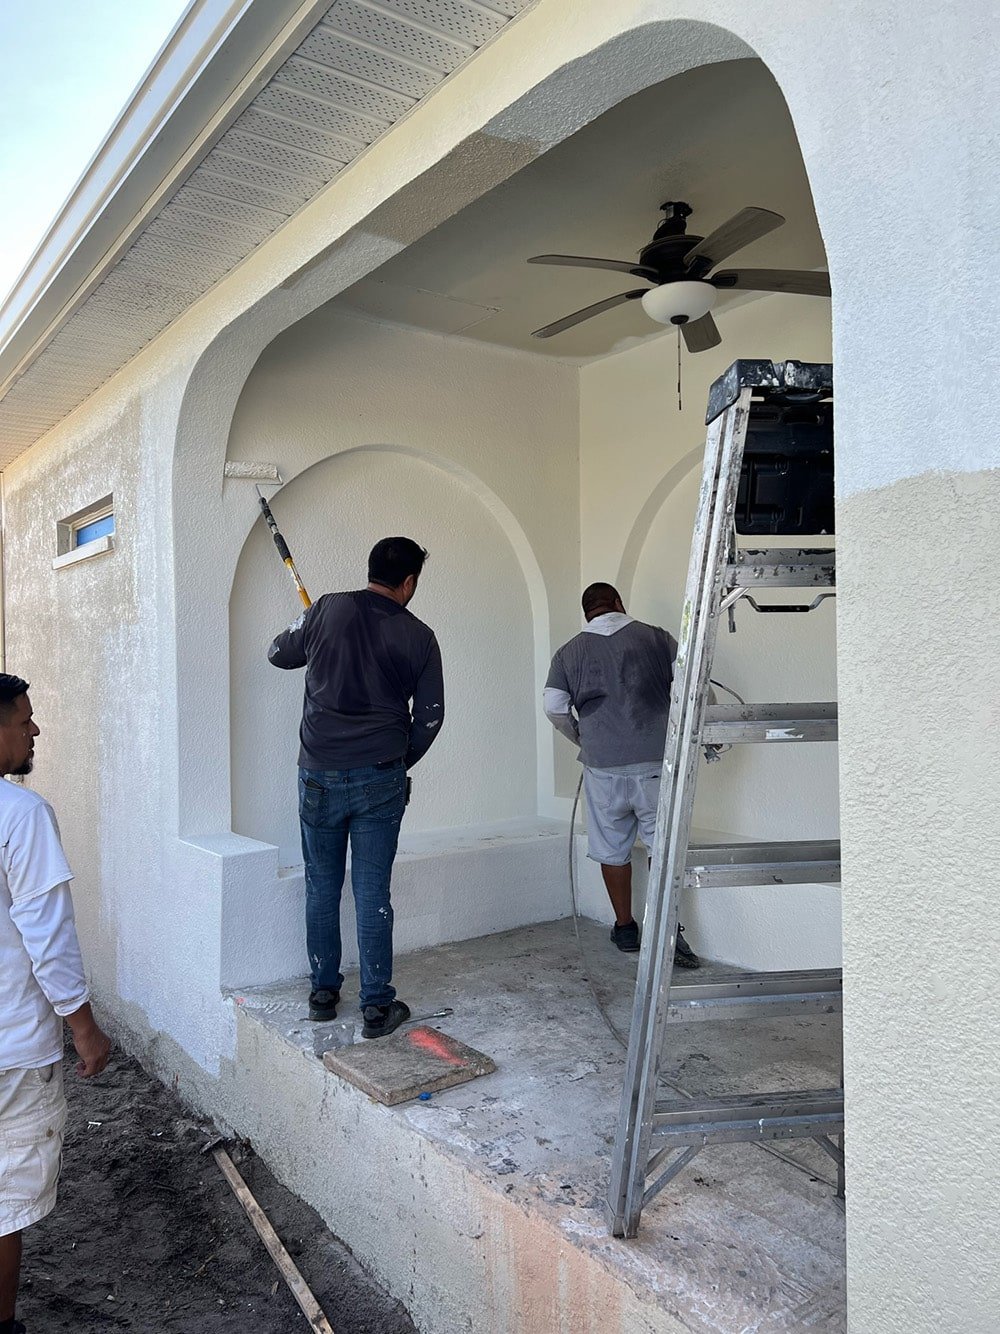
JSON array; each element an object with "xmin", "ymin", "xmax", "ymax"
[{"xmin": 0, "ymin": 3, "xmax": 995, "ymax": 1330}]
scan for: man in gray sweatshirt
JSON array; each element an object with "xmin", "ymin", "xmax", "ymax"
[{"xmin": 543, "ymin": 583, "xmax": 700, "ymax": 966}]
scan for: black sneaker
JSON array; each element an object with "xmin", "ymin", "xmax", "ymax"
[
  {"xmin": 308, "ymin": 989, "xmax": 340, "ymax": 1022},
  {"xmin": 362, "ymin": 1000, "xmax": 411, "ymax": 1040},
  {"xmin": 611, "ymin": 920, "xmax": 640, "ymax": 952},
  {"xmin": 675, "ymin": 925, "xmax": 701, "ymax": 970}
]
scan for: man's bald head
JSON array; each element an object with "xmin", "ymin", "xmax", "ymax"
[{"xmin": 582, "ymin": 582, "xmax": 625, "ymax": 622}]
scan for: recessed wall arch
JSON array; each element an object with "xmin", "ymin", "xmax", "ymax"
[{"xmin": 227, "ymin": 439, "xmax": 553, "ymax": 861}]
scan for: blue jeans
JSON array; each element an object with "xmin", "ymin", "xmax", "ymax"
[{"xmin": 299, "ymin": 760, "xmax": 407, "ymax": 1010}]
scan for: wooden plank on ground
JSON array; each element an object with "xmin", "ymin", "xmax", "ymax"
[
  {"xmin": 322, "ymin": 1025, "xmax": 496, "ymax": 1105},
  {"xmin": 213, "ymin": 1146, "xmax": 335, "ymax": 1333}
]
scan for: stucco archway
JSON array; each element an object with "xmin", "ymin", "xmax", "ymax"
[{"xmin": 171, "ymin": 16, "xmax": 817, "ymax": 840}]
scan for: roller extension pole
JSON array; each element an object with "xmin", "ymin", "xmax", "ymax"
[{"xmin": 256, "ymin": 485, "xmax": 311, "ymax": 608}]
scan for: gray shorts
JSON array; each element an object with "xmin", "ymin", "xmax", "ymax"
[{"xmin": 583, "ymin": 768, "xmax": 661, "ymax": 866}]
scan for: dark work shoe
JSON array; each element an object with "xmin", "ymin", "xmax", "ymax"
[
  {"xmin": 362, "ymin": 1000, "xmax": 411, "ymax": 1039},
  {"xmin": 611, "ymin": 920, "xmax": 640, "ymax": 952},
  {"xmin": 308, "ymin": 989, "xmax": 340, "ymax": 1022},
  {"xmin": 675, "ymin": 925, "xmax": 701, "ymax": 970}
]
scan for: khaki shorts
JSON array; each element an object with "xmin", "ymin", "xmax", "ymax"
[{"xmin": 0, "ymin": 1062, "xmax": 66, "ymax": 1237}]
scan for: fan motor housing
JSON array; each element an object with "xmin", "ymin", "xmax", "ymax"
[{"xmin": 638, "ymin": 234, "xmax": 701, "ymax": 277}]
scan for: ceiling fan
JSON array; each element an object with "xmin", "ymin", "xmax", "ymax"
[{"xmin": 528, "ymin": 201, "xmax": 830, "ymax": 352}]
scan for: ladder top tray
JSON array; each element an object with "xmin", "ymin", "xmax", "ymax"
[{"xmin": 706, "ymin": 358, "xmax": 833, "ymax": 423}]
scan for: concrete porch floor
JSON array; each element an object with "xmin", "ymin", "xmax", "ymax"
[{"xmin": 232, "ymin": 919, "xmax": 845, "ymax": 1333}]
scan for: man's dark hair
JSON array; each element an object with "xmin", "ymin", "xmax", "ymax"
[
  {"xmin": 0, "ymin": 674, "xmax": 29, "ymax": 722},
  {"xmin": 368, "ymin": 537, "xmax": 428, "ymax": 589},
  {"xmin": 582, "ymin": 582, "xmax": 622, "ymax": 620}
]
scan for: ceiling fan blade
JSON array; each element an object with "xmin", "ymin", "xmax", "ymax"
[
  {"xmin": 711, "ymin": 268, "xmax": 831, "ymax": 297},
  {"xmin": 531, "ymin": 290, "xmax": 646, "ymax": 339},
  {"xmin": 684, "ymin": 207, "xmax": 785, "ymax": 270},
  {"xmin": 527, "ymin": 254, "xmax": 658, "ymax": 280},
  {"xmin": 680, "ymin": 312, "xmax": 722, "ymax": 354}
]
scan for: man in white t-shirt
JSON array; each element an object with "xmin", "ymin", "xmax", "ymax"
[{"xmin": 0, "ymin": 674, "xmax": 110, "ymax": 1334}]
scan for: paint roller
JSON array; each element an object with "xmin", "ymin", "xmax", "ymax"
[{"xmin": 224, "ymin": 461, "xmax": 312, "ymax": 608}]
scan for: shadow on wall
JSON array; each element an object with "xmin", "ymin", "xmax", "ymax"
[{"xmin": 229, "ymin": 447, "xmax": 536, "ymax": 866}]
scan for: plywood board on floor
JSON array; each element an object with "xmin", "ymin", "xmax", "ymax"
[{"xmin": 323, "ymin": 1025, "xmax": 496, "ymax": 1105}]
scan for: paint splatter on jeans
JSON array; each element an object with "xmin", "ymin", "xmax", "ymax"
[{"xmin": 299, "ymin": 761, "xmax": 406, "ymax": 1009}]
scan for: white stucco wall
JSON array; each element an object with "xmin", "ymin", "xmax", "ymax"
[
  {"xmin": 227, "ymin": 308, "xmax": 578, "ymax": 863},
  {"xmin": 2, "ymin": 2, "xmax": 997, "ymax": 1330}
]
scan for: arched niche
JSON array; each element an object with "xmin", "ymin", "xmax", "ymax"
[{"xmin": 229, "ymin": 446, "xmax": 537, "ymax": 864}]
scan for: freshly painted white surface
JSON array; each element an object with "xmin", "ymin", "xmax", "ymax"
[
  {"xmin": 220, "ymin": 820, "xmax": 572, "ymax": 988},
  {"xmin": 0, "ymin": 3, "xmax": 996, "ymax": 1330},
  {"xmin": 227, "ymin": 308, "xmax": 579, "ymax": 863}
]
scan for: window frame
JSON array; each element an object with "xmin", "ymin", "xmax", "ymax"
[{"xmin": 53, "ymin": 495, "xmax": 116, "ymax": 569}]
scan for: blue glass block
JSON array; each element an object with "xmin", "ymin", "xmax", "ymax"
[{"xmin": 74, "ymin": 513, "xmax": 115, "ymax": 546}]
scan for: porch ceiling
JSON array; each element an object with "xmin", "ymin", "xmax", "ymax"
[
  {"xmin": 330, "ymin": 59, "xmax": 828, "ymax": 360},
  {"xmin": 0, "ymin": 0, "xmax": 532, "ymax": 467}
]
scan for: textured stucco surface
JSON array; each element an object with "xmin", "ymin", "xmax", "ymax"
[
  {"xmin": 1, "ymin": 1, "xmax": 996, "ymax": 1329},
  {"xmin": 838, "ymin": 470, "xmax": 1000, "ymax": 1334}
]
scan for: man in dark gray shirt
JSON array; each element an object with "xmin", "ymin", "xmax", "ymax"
[
  {"xmin": 269, "ymin": 537, "xmax": 444, "ymax": 1038},
  {"xmin": 544, "ymin": 582, "xmax": 699, "ymax": 967}
]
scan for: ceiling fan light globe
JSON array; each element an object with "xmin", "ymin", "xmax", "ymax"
[{"xmin": 641, "ymin": 280, "xmax": 717, "ymax": 326}]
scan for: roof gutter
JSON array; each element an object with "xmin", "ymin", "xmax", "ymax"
[{"xmin": 0, "ymin": 0, "xmax": 333, "ymax": 400}]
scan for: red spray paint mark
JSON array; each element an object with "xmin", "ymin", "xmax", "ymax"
[{"xmin": 407, "ymin": 1027, "xmax": 465, "ymax": 1067}]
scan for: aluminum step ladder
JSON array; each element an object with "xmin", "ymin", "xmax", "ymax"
[{"xmin": 606, "ymin": 359, "xmax": 843, "ymax": 1238}]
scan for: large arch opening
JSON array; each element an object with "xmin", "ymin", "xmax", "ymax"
[
  {"xmin": 309, "ymin": 56, "xmax": 836, "ymax": 969},
  {"xmin": 177, "ymin": 40, "xmax": 838, "ymax": 976},
  {"xmin": 165, "ymin": 12, "xmax": 849, "ymax": 1324}
]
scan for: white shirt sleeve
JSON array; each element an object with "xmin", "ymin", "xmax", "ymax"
[
  {"xmin": 5, "ymin": 801, "xmax": 89, "ymax": 1016},
  {"xmin": 10, "ymin": 883, "xmax": 90, "ymax": 1016},
  {"xmin": 543, "ymin": 687, "xmax": 580, "ymax": 746}
]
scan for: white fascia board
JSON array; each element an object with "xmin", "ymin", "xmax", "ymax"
[{"xmin": 0, "ymin": 0, "xmax": 332, "ymax": 396}]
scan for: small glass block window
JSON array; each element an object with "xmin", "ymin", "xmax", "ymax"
[
  {"xmin": 54, "ymin": 495, "xmax": 115, "ymax": 568},
  {"xmin": 73, "ymin": 512, "xmax": 115, "ymax": 546}
]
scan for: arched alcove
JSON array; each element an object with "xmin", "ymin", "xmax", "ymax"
[{"xmin": 229, "ymin": 446, "xmax": 536, "ymax": 865}]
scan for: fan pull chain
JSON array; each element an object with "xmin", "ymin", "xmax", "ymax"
[{"xmin": 677, "ymin": 326, "xmax": 683, "ymax": 411}]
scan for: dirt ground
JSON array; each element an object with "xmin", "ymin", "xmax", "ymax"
[{"xmin": 17, "ymin": 1043, "xmax": 416, "ymax": 1333}]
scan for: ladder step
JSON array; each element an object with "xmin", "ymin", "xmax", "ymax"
[
  {"xmin": 651, "ymin": 1088, "xmax": 844, "ymax": 1146},
  {"xmin": 685, "ymin": 839, "xmax": 840, "ymax": 887},
  {"xmin": 726, "ymin": 547, "xmax": 835, "ymax": 588},
  {"xmin": 702, "ymin": 701, "xmax": 837, "ymax": 743},
  {"xmin": 667, "ymin": 968, "xmax": 842, "ymax": 1022}
]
